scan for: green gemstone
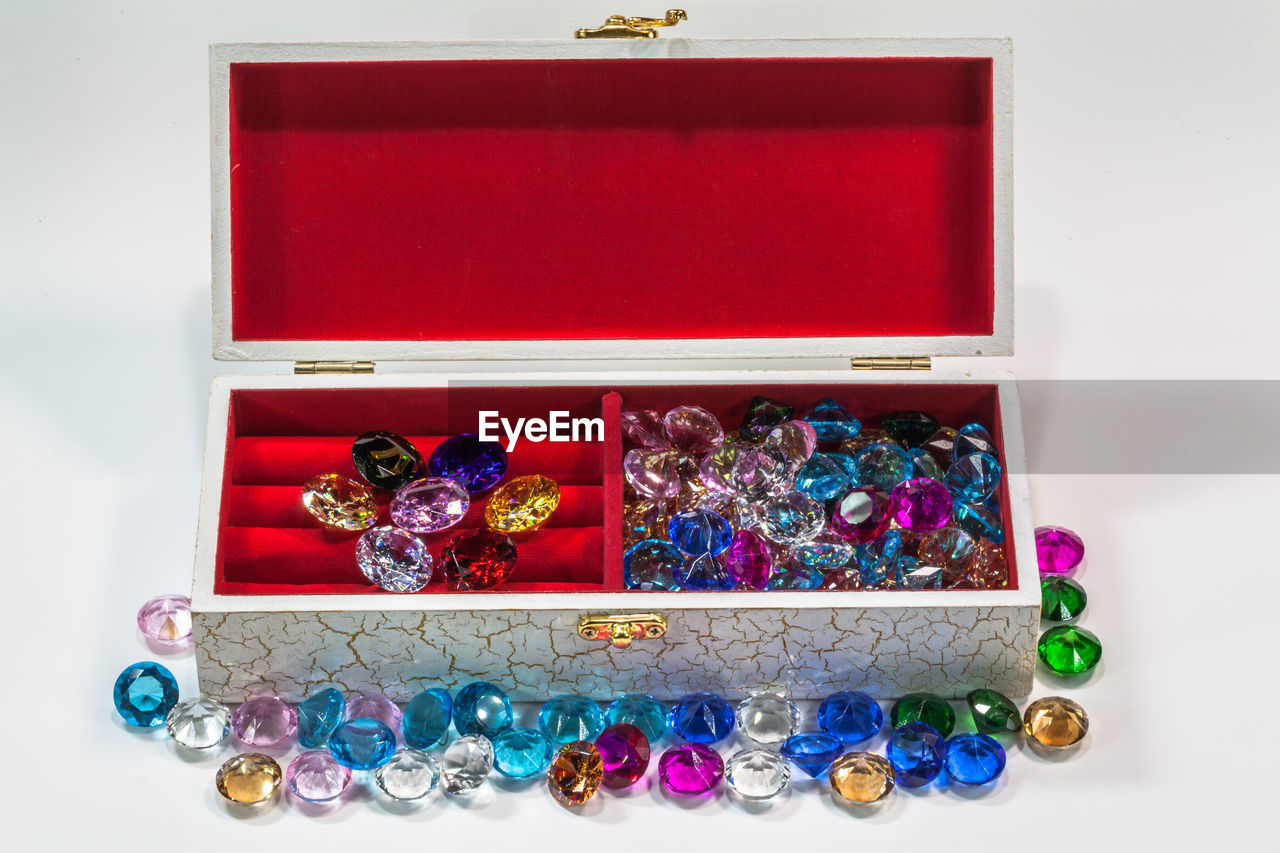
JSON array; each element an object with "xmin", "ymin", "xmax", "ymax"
[
  {"xmin": 1038, "ymin": 625, "xmax": 1102, "ymax": 676},
  {"xmin": 1041, "ymin": 577, "xmax": 1088, "ymax": 621},
  {"xmin": 966, "ymin": 688, "xmax": 1021, "ymax": 734},
  {"xmin": 889, "ymin": 692, "xmax": 955, "ymax": 737}
]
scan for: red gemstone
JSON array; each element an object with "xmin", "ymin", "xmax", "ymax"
[
  {"xmin": 595, "ymin": 723, "xmax": 651, "ymax": 788},
  {"xmin": 828, "ymin": 486, "xmax": 891, "ymax": 544},
  {"xmin": 441, "ymin": 529, "xmax": 518, "ymax": 590}
]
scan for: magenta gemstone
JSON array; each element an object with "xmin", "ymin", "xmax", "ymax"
[
  {"xmin": 828, "ymin": 486, "xmax": 892, "ymax": 544},
  {"xmin": 286, "ymin": 749, "xmax": 352, "ymax": 803},
  {"xmin": 722, "ymin": 529, "xmax": 774, "ymax": 590},
  {"xmin": 659, "ymin": 743, "xmax": 724, "ymax": 795},
  {"xmin": 135, "ymin": 593, "xmax": 192, "ymax": 648},
  {"xmin": 231, "ymin": 696, "xmax": 298, "ymax": 747},
  {"xmin": 596, "ymin": 723, "xmax": 651, "ymax": 788},
  {"xmin": 1035, "ymin": 525, "xmax": 1085, "ymax": 575},
  {"xmin": 346, "ymin": 692, "xmax": 403, "ymax": 733},
  {"xmin": 890, "ymin": 478, "xmax": 954, "ymax": 531}
]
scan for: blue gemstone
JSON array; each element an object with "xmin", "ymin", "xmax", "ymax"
[
  {"xmin": 944, "ymin": 733, "xmax": 1006, "ymax": 785},
  {"xmin": 885, "ymin": 722, "xmax": 945, "ymax": 787},
  {"xmin": 607, "ymin": 694, "xmax": 668, "ymax": 743},
  {"xmin": 767, "ymin": 564, "xmax": 824, "ymax": 590},
  {"xmin": 780, "ymin": 733, "xmax": 844, "ymax": 778},
  {"xmin": 944, "ymin": 452, "xmax": 1001, "ymax": 502},
  {"xmin": 953, "ymin": 423, "xmax": 997, "ymax": 461},
  {"xmin": 297, "ymin": 687, "xmax": 345, "ymax": 748},
  {"xmin": 112, "ymin": 661, "xmax": 178, "ymax": 727},
  {"xmin": 859, "ymin": 530, "xmax": 902, "ymax": 585},
  {"xmin": 794, "ymin": 453, "xmax": 857, "ymax": 500},
  {"xmin": 817, "ymin": 691, "xmax": 883, "ymax": 744},
  {"xmin": 328, "ymin": 717, "xmax": 397, "ymax": 770},
  {"xmin": 491, "ymin": 727, "xmax": 556, "ymax": 778},
  {"xmin": 453, "ymin": 681, "xmax": 513, "ymax": 737},
  {"xmin": 802, "ymin": 398, "xmax": 862, "ymax": 443},
  {"xmin": 852, "ymin": 442, "xmax": 912, "ymax": 492},
  {"xmin": 906, "ymin": 448, "xmax": 945, "ymax": 481},
  {"xmin": 623, "ymin": 539, "xmax": 684, "ymax": 590},
  {"xmin": 538, "ymin": 695, "xmax": 606, "ymax": 745},
  {"xmin": 669, "ymin": 692, "xmax": 735, "ymax": 744},
  {"xmin": 427, "ymin": 433, "xmax": 508, "ymax": 493},
  {"xmin": 667, "ymin": 508, "xmax": 733, "ymax": 556},
  {"xmin": 953, "ymin": 500, "xmax": 1004, "ymax": 544},
  {"xmin": 676, "ymin": 552, "xmax": 733, "ymax": 590},
  {"xmin": 403, "ymin": 687, "xmax": 452, "ymax": 749}
]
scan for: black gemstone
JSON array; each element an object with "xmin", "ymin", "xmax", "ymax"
[
  {"xmin": 740, "ymin": 396, "xmax": 796, "ymax": 440},
  {"xmin": 880, "ymin": 411, "xmax": 940, "ymax": 448},
  {"xmin": 352, "ymin": 430, "xmax": 424, "ymax": 491}
]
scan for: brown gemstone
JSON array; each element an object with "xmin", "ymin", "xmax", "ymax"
[
  {"xmin": 301, "ymin": 473, "xmax": 379, "ymax": 531},
  {"xmin": 967, "ymin": 539, "xmax": 1009, "ymax": 589},
  {"xmin": 920, "ymin": 426, "xmax": 959, "ymax": 467},
  {"xmin": 548, "ymin": 740, "xmax": 603, "ymax": 807},
  {"xmin": 1023, "ymin": 696, "xmax": 1089, "ymax": 749},
  {"xmin": 215, "ymin": 753, "xmax": 282, "ymax": 804},
  {"xmin": 623, "ymin": 499, "xmax": 673, "ymax": 546},
  {"xmin": 828, "ymin": 752, "xmax": 895, "ymax": 804},
  {"xmin": 837, "ymin": 428, "xmax": 894, "ymax": 457}
]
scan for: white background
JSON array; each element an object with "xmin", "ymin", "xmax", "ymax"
[{"xmin": 2, "ymin": 1, "xmax": 1278, "ymax": 850}]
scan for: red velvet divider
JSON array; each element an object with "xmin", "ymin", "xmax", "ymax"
[{"xmin": 228, "ymin": 57, "xmax": 995, "ymax": 344}]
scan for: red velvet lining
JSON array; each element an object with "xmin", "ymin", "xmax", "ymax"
[
  {"xmin": 213, "ymin": 384, "xmax": 1017, "ymax": 596},
  {"xmin": 228, "ymin": 57, "xmax": 994, "ymax": 343}
]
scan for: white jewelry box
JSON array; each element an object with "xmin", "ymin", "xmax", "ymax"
[{"xmin": 192, "ymin": 36, "xmax": 1036, "ymax": 703}]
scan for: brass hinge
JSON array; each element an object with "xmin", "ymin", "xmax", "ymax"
[
  {"xmin": 294, "ymin": 361, "xmax": 375, "ymax": 375},
  {"xmin": 575, "ymin": 9, "xmax": 686, "ymax": 39},
  {"xmin": 850, "ymin": 357, "xmax": 932, "ymax": 371}
]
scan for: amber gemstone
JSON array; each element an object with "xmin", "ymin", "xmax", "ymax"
[
  {"xmin": 484, "ymin": 475, "xmax": 561, "ymax": 533},
  {"xmin": 215, "ymin": 753, "xmax": 282, "ymax": 805},
  {"xmin": 837, "ymin": 428, "xmax": 893, "ymax": 457},
  {"xmin": 548, "ymin": 740, "xmax": 604, "ymax": 806},
  {"xmin": 967, "ymin": 539, "xmax": 1008, "ymax": 589},
  {"xmin": 1023, "ymin": 696, "xmax": 1089, "ymax": 749},
  {"xmin": 828, "ymin": 752, "xmax": 895, "ymax": 804},
  {"xmin": 302, "ymin": 474, "xmax": 379, "ymax": 531},
  {"xmin": 623, "ymin": 499, "xmax": 673, "ymax": 547}
]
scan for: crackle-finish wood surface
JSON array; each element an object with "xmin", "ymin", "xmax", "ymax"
[{"xmin": 194, "ymin": 604, "xmax": 1038, "ymax": 702}]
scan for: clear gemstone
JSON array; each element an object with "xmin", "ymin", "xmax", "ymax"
[
  {"xmin": 113, "ymin": 661, "xmax": 179, "ymax": 728},
  {"xmin": 390, "ymin": 477, "xmax": 470, "ymax": 533},
  {"xmin": 440, "ymin": 735, "xmax": 494, "ymax": 793},
  {"xmin": 301, "ymin": 473, "xmax": 379, "ymax": 531},
  {"xmin": 758, "ymin": 492, "xmax": 825, "ymax": 545},
  {"xmin": 762, "ymin": 420, "xmax": 818, "ymax": 470},
  {"xmin": 136, "ymin": 594, "xmax": 193, "ymax": 648},
  {"xmin": 231, "ymin": 696, "xmax": 297, "ymax": 747},
  {"xmin": 356, "ymin": 526, "xmax": 432, "ymax": 592},
  {"xmin": 698, "ymin": 443, "xmax": 744, "ymax": 493},
  {"xmin": 623, "ymin": 539, "xmax": 684, "ymax": 590},
  {"xmin": 852, "ymin": 441, "xmax": 912, "ymax": 492},
  {"xmin": 215, "ymin": 753, "xmax": 281, "ymax": 804},
  {"xmin": 484, "ymin": 475, "xmax": 561, "ymax": 533},
  {"xmin": 791, "ymin": 529, "xmax": 856, "ymax": 569},
  {"xmin": 905, "ymin": 448, "xmax": 945, "ymax": 481},
  {"xmin": 166, "ymin": 697, "xmax": 231, "ymax": 750},
  {"xmin": 735, "ymin": 692, "xmax": 800, "ymax": 745},
  {"xmin": 726, "ymin": 748, "xmax": 791, "ymax": 800},
  {"xmin": 286, "ymin": 749, "xmax": 352, "ymax": 802},
  {"xmin": 538, "ymin": 695, "xmax": 606, "ymax": 745},
  {"xmin": 899, "ymin": 561, "xmax": 944, "ymax": 589},
  {"xmin": 664, "ymin": 406, "xmax": 725, "ymax": 453},
  {"xmin": 375, "ymin": 748, "xmax": 441, "ymax": 800},
  {"xmin": 730, "ymin": 448, "xmax": 791, "ymax": 500},
  {"xmin": 346, "ymin": 692, "xmax": 402, "ymax": 732}
]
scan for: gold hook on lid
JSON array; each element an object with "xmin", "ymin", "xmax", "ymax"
[{"xmin": 575, "ymin": 10, "xmax": 687, "ymax": 39}]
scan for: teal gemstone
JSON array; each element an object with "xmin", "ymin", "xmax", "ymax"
[
  {"xmin": 852, "ymin": 442, "xmax": 912, "ymax": 492},
  {"xmin": 328, "ymin": 718, "xmax": 397, "ymax": 770},
  {"xmin": 802, "ymin": 398, "xmax": 862, "ymax": 443},
  {"xmin": 953, "ymin": 423, "xmax": 997, "ymax": 460},
  {"xmin": 768, "ymin": 564, "xmax": 824, "ymax": 589},
  {"xmin": 607, "ymin": 694, "xmax": 667, "ymax": 743},
  {"xmin": 539, "ymin": 695, "xmax": 606, "ymax": 745},
  {"xmin": 906, "ymin": 448, "xmax": 945, "ymax": 481},
  {"xmin": 953, "ymin": 500, "xmax": 1004, "ymax": 544},
  {"xmin": 944, "ymin": 452, "xmax": 1001, "ymax": 502},
  {"xmin": 403, "ymin": 688, "xmax": 452, "ymax": 749},
  {"xmin": 113, "ymin": 661, "xmax": 178, "ymax": 728},
  {"xmin": 297, "ymin": 687, "xmax": 345, "ymax": 748},
  {"xmin": 794, "ymin": 453, "xmax": 857, "ymax": 500},
  {"xmin": 491, "ymin": 727, "xmax": 556, "ymax": 779},
  {"xmin": 453, "ymin": 681, "xmax": 513, "ymax": 737},
  {"xmin": 859, "ymin": 530, "xmax": 902, "ymax": 586}
]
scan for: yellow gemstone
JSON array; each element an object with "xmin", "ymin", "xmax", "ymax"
[
  {"xmin": 484, "ymin": 475, "xmax": 561, "ymax": 533},
  {"xmin": 302, "ymin": 474, "xmax": 379, "ymax": 531},
  {"xmin": 215, "ymin": 753, "xmax": 282, "ymax": 804},
  {"xmin": 1022, "ymin": 696, "xmax": 1089, "ymax": 749},
  {"xmin": 828, "ymin": 751, "xmax": 895, "ymax": 804}
]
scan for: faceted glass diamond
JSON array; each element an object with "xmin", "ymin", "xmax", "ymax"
[
  {"xmin": 853, "ymin": 442, "xmax": 912, "ymax": 492},
  {"xmin": 403, "ymin": 688, "xmax": 452, "ymax": 749},
  {"xmin": 726, "ymin": 748, "xmax": 790, "ymax": 800},
  {"xmin": 676, "ymin": 552, "xmax": 733, "ymax": 591},
  {"xmin": 352, "ymin": 431, "xmax": 424, "ymax": 491},
  {"xmin": 492, "ymin": 727, "xmax": 556, "ymax": 779},
  {"xmin": 880, "ymin": 411, "xmax": 940, "ymax": 448},
  {"xmin": 165, "ymin": 697, "xmax": 231, "ymax": 750},
  {"xmin": 889, "ymin": 693, "xmax": 955, "ymax": 737},
  {"xmin": 768, "ymin": 563, "xmax": 824, "ymax": 590},
  {"xmin": 215, "ymin": 753, "xmax": 281, "ymax": 805},
  {"xmin": 328, "ymin": 718, "xmax": 397, "ymax": 770},
  {"xmin": 740, "ymin": 396, "xmax": 796, "ymax": 441},
  {"xmin": 374, "ymin": 748, "xmax": 440, "ymax": 800},
  {"xmin": 664, "ymin": 406, "xmax": 725, "ymax": 453},
  {"xmin": 297, "ymin": 687, "xmax": 345, "ymax": 749},
  {"xmin": 623, "ymin": 499, "xmax": 674, "ymax": 547},
  {"xmin": 920, "ymin": 426, "xmax": 958, "ymax": 467},
  {"xmin": 802, "ymin": 398, "xmax": 861, "ymax": 444},
  {"xmin": 1038, "ymin": 625, "xmax": 1103, "ymax": 676},
  {"xmin": 762, "ymin": 420, "xmax": 818, "ymax": 471},
  {"xmin": 389, "ymin": 477, "xmax": 469, "ymax": 533},
  {"xmin": 427, "ymin": 433, "xmax": 508, "ymax": 493},
  {"xmin": 944, "ymin": 452, "xmax": 1002, "ymax": 502},
  {"xmin": 817, "ymin": 691, "xmax": 883, "ymax": 744},
  {"xmin": 943, "ymin": 733, "xmax": 1005, "ymax": 786},
  {"xmin": 439, "ymin": 735, "xmax": 494, "ymax": 793},
  {"xmin": 917, "ymin": 527, "xmax": 976, "ymax": 587},
  {"xmin": 953, "ymin": 500, "xmax": 1004, "ymax": 544},
  {"xmin": 669, "ymin": 692, "xmax": 735, "ymax": 744},
  {"xmin": 113, "ymin": 661, "xmax": 179, "ymax": 728},
  {"xmin": 885, "ymin": 722, "xmax": 944, "ymax": 787},
  {"xmin": 1035, "ymin": 525, "xmax": 1086, "ymax": 575},
  {"xmin": 730, "ymin": 447, "xmax": 791, "ymax": 499},
  {"xmin": 484, "ymin": 474, "xmax": 561, "ymax": 533},
  {"xmin": 1022, "ymin": 696, "xmax": 1089, "ymax": 749},
  {"xmin": 539, "ymin": 695, "xmax": 606, "ymax": 745},
  {"xmin": 667, "ymin": 507, "xmax": 733, "ymax": 556},
  {"xmin": 794, "ymin": 452, "xmax": 857, "ymax": 500},
  {"xmin": 621, "ymin": 409, "xmax": 672, "ymax": 449},
  {"xmin": 828, "ymin": 486, "xmax": 891, "ymax": 544},
  {"xmin": 735, "ymin": 692, "xmax": 800, "ymax": 745},
  {"xmin": 441, "ymin": 529, "xmax": 517, "ymax": 591},
  {"xmin": 758, "ymin": 492, "xmax": 825, "ymax": 545},
  {"xmin": 838, "ymin": 427, "xmax": 893, "ymax": 458},
  {"xmin": 967, "ymin": 539, "xmax": 1008, "ymax": 589},
  {"xmin": 453, "ymin": 681, "xmax": 513, "ymax": 737},
  {"xmin": 828, "ymin": 752, "xmax": 895, "ymax": 804},
  {"xmin": 698, "ymin": 442, "xmax": 744, "ymax": 494},
  {"xmin": 302, "ymin": 473, "xmax": 379, "ymax": 531},
  {"xmin": 858, "ymin": 530, "xmax": 903, "ymax": 586},
  {"xmin": 548, "ymin": 741, "xmax": 604, "ymax": 806},
  {"xmin": 780, "ymin": 733, "xmax": 844, "ymax": 778},
  {"xmin": 953, "ymin": 423, "xmax": 998, "ymax": 460},
  {"xmin": 906, "ymin": 448, "xmax": 945, "ymax": 482},
  {"xmin": 722, "ymin": 529, "xmax": 774, "ymax": 590},
  {"xmin": 346, "ymin": 692, "xmax": 402, "ymax": 732},
  {"xmin": 791, "ymin": 530, "xmax": 856, "ymax": 569},
  {"xmin": 966, "ymin": 688, "xmax": 1021, "ymax": 735},
  {"xmin": 623, "ymin": 539, "xmax": 683, "ymax": 590},
  {"xmin": 889, "ymin": 478, "xmax": 954, "ymax": 531},
  {"xmin": 286, "ymin": 749, "xmax": 352, "ymax": 802},
  {"xmin": 136, "ymin": 594, "xmax": 193, "ymax": 648},
  {"xmin": 623, "ymin": 448, "xmax": 681, "ymax": 499},
  {"xmin": 659, "ymin": 743, "xmax": 724, "ymax": 795},
  {"xmin": 356, "ymin": 526, "xmax": 432, "ymax": 592},
  {"xmin": 596, "ymin": 723, "xmax": 650, "ymax": 788},
  {"xmin": 606, "ymin": 694, "xmax": 668, "ymax": 744},
  {"xmin": 1041, "ymin": 576, "xmax": 1088, "ymax": 621},
  {"xmin": 231, "ymin": 696, "xmax": 297, "ymax": 748}
]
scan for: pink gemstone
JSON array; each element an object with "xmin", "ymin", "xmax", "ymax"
[
  {"xmin": 659, "ymin": 743, "xmax": 724, "ymax": 795},
  {"xmin": 763, "ymin": 420, "xmax": 818, "ymax": 469},
  {"xmin": 663, "ymin": 406, "xmax": 725, "ymax": 453},
  {"xmin": 286, "ymin": 749, "xmax": 352, "ymax": 802},
  {"xmin": 889, "ymin": 478, "xmax": 954, "ymax": 531},
  {"xmin": 1035, "ymin": 525, "xmax": 1085, "ymax": 576},
  {"xmin": 828, "ymin": 486, "xmax": 891, "ymax": 543},
  {"xmin": 346, "ymin": 692, "xmax": 403, "ymax": 732},
  {"xmin": 722, "ymin": 529, "xmax": 774, "ymax": 590},
  {"xmin": 621, "ymin": 410, "xmax": 672, "ymax": 449},
  {"xmin": 136, "ymin": 594, "xmax": 192, "ymax": 648},
  {"xmin": 623, "ymin": 448, "xmax": 681, "ymax": 499},
  {"xmin": 596, "ymin": 723, "xmax": 651, "ymax": 788},
  {"xmin": 389, "ymin": 477, "xmax": 469, "ymax": 533},
  {"xmin": 231, "ymin": 695, "xmax": 298, "ymax": 747}
]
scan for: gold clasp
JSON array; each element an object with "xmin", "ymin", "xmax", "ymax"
[
  {"xmin": 575, "ymin": 10, "xmax": 687, "ymax": 39},
  {"xmin": 578, "ymin": 613, "xmax": 667, "ymax": 648}
]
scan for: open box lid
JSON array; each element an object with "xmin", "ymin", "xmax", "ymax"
[{"xmin": 211, "ymin": 38, "xmax": 1011, "ymax": 363}]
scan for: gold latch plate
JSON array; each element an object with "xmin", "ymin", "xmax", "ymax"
[
  {"xmin": 294, "ymin": 361, "xmax": 375, "ymax": 374},
  {"xmin": 850, "ymin": 357, "xmax": 932, "ymax": 371},
  {"xmin": 576, "ymin": 9, "xmax": 686, "ymax": 39},
  {"xmin": 578, "ymin": 613, "xmax": 667, "ymax": 648}
]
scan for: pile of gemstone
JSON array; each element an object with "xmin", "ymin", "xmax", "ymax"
[
  {"xmin": 622, "ymin": 397, "xmax": 1007, "ymax": 591},
  {"xmin": 301, "ymin": 431, "xmax": 561, "ymax": 592}
]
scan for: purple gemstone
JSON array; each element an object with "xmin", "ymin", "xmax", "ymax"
[
  {"xmin": 722, "ymin": 529, "xmax": 774, "ymax": 590},
  {"xmin": 346, "ymin": 692, "xmax": 403, "ymax": 733},
  {"xmin": 286, "ymin": 749, "xmax": 352, "ymax": 802},
  {"xmin": 136, "ymin": 594, "xmax": 192, "ymax": 648},
  {"xmin": 427, "ymin": 434, "xmax": 508, "ymax": 493},
  {"xmin": 659, "ymin": 743, "xmax": 724, "ymax": 795},
  {"xmin": 389, "ymin": 477, "xmax": 469, "ymax": 533},
  {"xmin": 621, "ymin": 410, "xmax": 673, "ymax": 449},
  {"xmin": 1035, "ymin": 525, "xmax": 1085, "ymax": 576},
  {"xmin": 231, "ymin": 696, "xmax": 298, "ymax": 747},
  {"xmin": 889, "ymin": 478, "xmax": 954, "ymax": 532}
]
